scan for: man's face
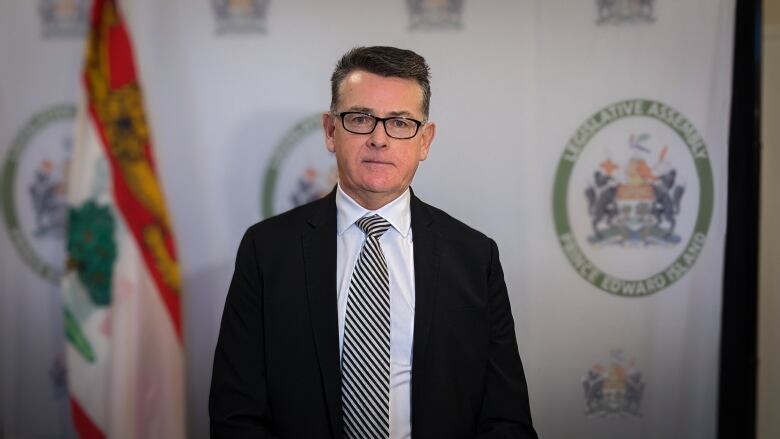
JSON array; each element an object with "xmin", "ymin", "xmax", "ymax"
[{"xmin": 323, "ymin": 70, "xmax": 435, "ymax": 209}]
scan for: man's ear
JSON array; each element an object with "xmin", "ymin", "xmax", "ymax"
[
  {"xmin": 418, "ymin": 121, "xmax": 436, "ymax": 161},
  {"xmin": 323, "ymin": 112, "xmax": 336, "ymax": 153}
]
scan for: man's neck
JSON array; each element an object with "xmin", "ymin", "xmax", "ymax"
[{"xmin": 340, "ymin": 186, "xmax": 408, "ymax": 211}]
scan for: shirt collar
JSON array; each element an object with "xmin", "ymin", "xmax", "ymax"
[{"xmin": 336, "ymin": 183, "xmax": 411, "ymax": 238}]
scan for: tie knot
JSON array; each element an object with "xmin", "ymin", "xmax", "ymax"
[{"xmin": 355, "ymin": 214, "xmax": 391, "ymax": 239}]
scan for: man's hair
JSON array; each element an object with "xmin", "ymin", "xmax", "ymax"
[{"xmin": 330, "ymin": 46, "xmax": 431, "ymax": 118}]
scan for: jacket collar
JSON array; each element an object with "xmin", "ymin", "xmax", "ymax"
[
  {"xmin": 408, "ymin": 189, "xmax": 441, "ymax": 417},
  {"xmin": 302, "ymin": 188, "xmax": 341, "ymax": 438}
]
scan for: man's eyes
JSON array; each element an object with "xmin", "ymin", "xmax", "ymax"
[
  {"xmin": 389, "ymin": 118, "xmax": 413, "ymax": 128},
  {"xmin": 351, "ymin": 115, "xmax": 372, "ymax": 125}
]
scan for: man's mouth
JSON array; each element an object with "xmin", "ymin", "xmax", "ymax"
[{"xmin": 363, "ymin": 159, "xmax": 393, "ymax": 166}]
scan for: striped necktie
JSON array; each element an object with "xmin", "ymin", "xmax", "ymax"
[{"xmin": 342, "ymin": 214, "xmax": 392, "ymax": 439}]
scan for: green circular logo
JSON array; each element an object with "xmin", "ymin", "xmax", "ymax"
[
  {"xmin": 552, "ymin": 99, "xmax": 713, "ymax": 296},
  {"xmin": 2, "ymin": 104, "xmax": 75, "ymax": 283},
  {"xmin": 260, "ymin": 114, "xmax": 336, "ymax": 218}
]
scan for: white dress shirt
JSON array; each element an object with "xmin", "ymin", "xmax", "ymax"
[{"xmin": 336, "ymin": 184, "xmax": 415, "ymax": 439}]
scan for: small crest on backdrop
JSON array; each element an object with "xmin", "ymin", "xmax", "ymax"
[
  {"xmin": 261, "ymin": 115, "xmax": 337, "ymax": 218},
  {"xmin": 39, "ymin": 0, "xmax": 88, "ymax": 38},
  {"xmin": 595, "ymin": 0, "xmax": 655, "ymax": 25},
  {"xmin": 212, "ymin": 0, "xmax": 270, "ymax": 35},
  {"xmin": 582, "ymin": 349, "xmax": 645, "ymax": 418},
  {"xmin": 29, "ymin": 152, "xmax": 69, "ymax": 240},
  {"xmin": 407, "ymin": 0, "xmax": 465, "ymax": 31},
  {"xmin": 1, "ymin": 104, "xmax": 75, "ymax": 283}
]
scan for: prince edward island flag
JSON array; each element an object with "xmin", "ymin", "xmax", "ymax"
[{"xmin": 62, "ymin": 0, "xmax": 184, "ymax": 437}]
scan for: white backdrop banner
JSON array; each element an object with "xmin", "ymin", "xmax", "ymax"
[
  {"xmin": 526, "ymin": 2, "xmax": 734, "ymax": 438},
  {"xmin": 0, "ymin": 0, "xmax": 86, "ymax": 437},
  {"xmin": 0, "ymin": 1, "xmax": 733, "ymax": 438}
]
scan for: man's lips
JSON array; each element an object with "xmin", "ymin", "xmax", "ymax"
[{"xmin": 362, "ymin": 159, "xmax": 393, "ymax": 166}]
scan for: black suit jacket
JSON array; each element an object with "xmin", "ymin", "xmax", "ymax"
[{"xmin": 209, "ymin": 189, "xmax": 537, "ymax": 438}]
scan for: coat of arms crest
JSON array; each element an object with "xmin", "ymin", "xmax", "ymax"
[
  {"xmin": 583, "ymin": 349, "xmax": 645, "ymax": 417},
  {"xmin": 595, "ymin": 0, "xmax": 655, "ymax": 25},
  {"xmin": 585, "ymin": 133, "xmax": 685, "ymax": 246}
]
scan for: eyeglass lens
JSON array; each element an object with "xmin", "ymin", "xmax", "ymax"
[{"xmin": 341, "ymin": 113, "xmax": 419, "ymax": 139}]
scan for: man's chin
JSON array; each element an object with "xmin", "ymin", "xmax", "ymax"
[
  {"xmin": 354, "ymin": 183, "xmax": 405, "ymax": 198},
  {"xmin": 361, "ymin": 162, "xmax": 395, "ymax": 174}
]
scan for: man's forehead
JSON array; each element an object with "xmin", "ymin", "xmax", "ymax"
[
  {"xmin": 339, "ymin": 70, "xmax": 422, "ymax": 92},
  {"xmin": 342, "ymin": 70, "xmax": 367, "ymax": 85},
  {"xmin": 337, "ymin": 70, "xmax": 424, "ymax": 115}
]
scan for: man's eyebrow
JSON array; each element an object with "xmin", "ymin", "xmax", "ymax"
[
  {"xmin": 385, "ymin": 110, "xmax": 415, "ymax": 118},
  {"xmin": 343, "ymin": 106, "xmax": 375, "ymax": 114},
  {"xmin": 342, "ymin": 107, "xmax": 417, "ymax": 118}
]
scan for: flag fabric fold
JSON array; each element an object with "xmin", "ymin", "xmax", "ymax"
[{"xmin": 62, "ymin": 0, "xmax": 184, "ymax": 437}]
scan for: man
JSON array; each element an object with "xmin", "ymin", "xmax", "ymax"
[{"xmin": 209, "ymin": 46, "xmax": 537, "ymax": 439}]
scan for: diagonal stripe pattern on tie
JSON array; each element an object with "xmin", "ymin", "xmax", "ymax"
[{"xmin": 342, "ymin": 214, "xmax": 392, "ymax": 439}]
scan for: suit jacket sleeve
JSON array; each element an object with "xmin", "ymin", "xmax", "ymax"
[
  {"xmin": 475, "ymin": 239, "xmax": 538, "ymax": 439},
  {"xmin": 209, "ymin": 227, "xmax": 278, "ymax": 438}
]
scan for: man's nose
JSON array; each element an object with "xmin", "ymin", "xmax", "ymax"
[{"xmin": 368, "ymin": 120, "xmax": 389, "ymax": 148}]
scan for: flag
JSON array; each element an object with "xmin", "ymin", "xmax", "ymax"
[{"xmin": 62, "ymin": 0, "xmax": 184, "ymax": 437}]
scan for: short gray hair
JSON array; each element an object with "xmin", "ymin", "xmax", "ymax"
[{"xmin": 330, "ymin": 46, "xmax": 431, "ymax": 117}]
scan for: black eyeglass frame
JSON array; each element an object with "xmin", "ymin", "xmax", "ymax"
[{"xmin": 332, "ymin": 111, "xmax": 427, "ymax": 139}]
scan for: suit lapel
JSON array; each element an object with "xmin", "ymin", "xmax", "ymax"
[
  {"xmin": 301, "ymin": 190, "xmax": 342, "ymax": 439},
  {"xmin": 410, "ymin": 192, "xmax": 441, "ymax": 406}
]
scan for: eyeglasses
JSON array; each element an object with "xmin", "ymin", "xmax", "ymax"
[{"xmin": 333, "ymin": 111, "xmax": 425, "ymax": 139}]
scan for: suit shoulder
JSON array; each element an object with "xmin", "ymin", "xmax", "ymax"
[
  {"xmin": 416, "ymin": 198, "xmax": 494, "ymax": 245},
  {"xmin": 245, "ymin": 194, "xmax": 332, "ymax": 238}
]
